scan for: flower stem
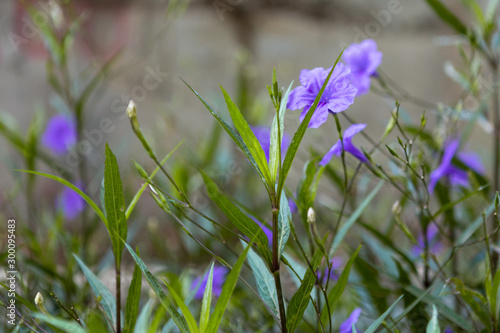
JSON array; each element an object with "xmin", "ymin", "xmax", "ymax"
[
  {"xmin": 272, "ymin": 200, "xmax": 288, "ymax": 333},
  {"xmin": 491, "ymin": 58, "xmax": 500, "ymax": 274},
  {"xmin": 116, "ymin": 263, "xmax": 121, "ymax": 333}
]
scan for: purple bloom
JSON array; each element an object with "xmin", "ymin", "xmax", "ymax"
[
  {"xmin": 317, "ymin": 257, "xmax": 343, "ymax": 284},
  {"xmin": 192, "ymin": 265, "xmax": 228, "ymax": 300},
  {"xmin": 320, "ymin": 124, "xmax": 368, "ymax": 165},
  {"xmin": 252, "ymin": 126, "xmax": 291, "ymax": 162},
  {"xmin": 428, "ymin": 139, "xmax": 485, "ymax": 193},
  {"xmin": 343, "ymin": 39, "xmax": 383, "ymax": 96},
  {"xmin": 444, "ymin": 328, "xmax": 454, "ymax": 333},
  {"xmin": 288, "ymin": 196, "xmax": 298, "ymax": 214},
  {"xmin": 340, "ymin": 308, "xmax": 362, "ymax": 333},
  {"xmin": 412, "ymin": 224, "xmax": 444, "ymax": 257},
  {"xmin": 287, "ymin": 64, "xmax": 358, "ymax": 128},
  {"xmin": 57, "ymin": 184, "xmax": 85, "ymax": 220},
  {"xmin": 42, "ymin": 115, "xmax": 77, "ymax": 155}
]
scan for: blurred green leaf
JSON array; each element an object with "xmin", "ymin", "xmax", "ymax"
[
  {"xmin": 201, "ymin": 171, "xmax": 272, "ymax": 264},
  {"xmin": 32, "ymin": 313, "xmax": 85, "ymax": 333},
  {"xmin": 365, "ymin": 295, "xmax": 404, "ymax": 333},
  {"xmin": 425, "ymin": 0, "xmax": 469, "ymax": 35},
  {"xmin": 133, "ymin": 300, "xmax": 153, "ymax": 333},
  {"xmin": 104, "ymin": 143, "xmax": 127, "ymax": 266},
  {"xmin": 286, "ymin": 249, "xmax": 323, "ymax": 333},
  {"xmin": 450, "ymin": 278, "xmax": 490, "ymax": 329},
  {"xmin": 205, "ymin": 242, "xmax": 252, "ymax": 333},
  {"xmin": 164, "ymin": 281, "xmax": 200, "ymax": 333},
  {"xmin": 278, "ymin": 191, "xmax": 291, "ymax": 258},
  {"xmin": 124, "ymin": 249, "xmax": 142, "ymax": 333},
  {"xmin": 426, "ymin": 305, "xmax": 440, "ymax": 333},
  {"xmin": 200, "ymin": 263, "xmax": 215, "ymax": 333},
  {"xmin": 125, "ymin": 243, "xmax": 190, "ymax": 333},
  {"xmin": 74, "ymin": 254, "xmax": 116, "ymax": 328},
  {"xmin": 242, "ymin": 240, "xmax": 279, "ymax": 319}
]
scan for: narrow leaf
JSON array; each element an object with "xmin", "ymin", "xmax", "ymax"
[
  {"xmin": 164, "ymin": 281, "xmax": 200, "ymax": 333},
  {"xmin": 426, "ymin": 305, "xmax": 440, "ymax": 333},
  {"xmin": 199, "ymin": 263, "xmax": 215, "ymax": 333},
  {"xmin": 32, "ymin": 313, "xmax": 86, "ymax": 333},
  {"xmin": 133, "ymin": 300, "xmax": 153, "ymax": 333},
  {"xmin": 364, "ymin": 295, "xmax": 404, "ymax": 333},
  {"xmin": 278, "ymin": 191, "xmax": 291, "ymax": 258},
  {"xmin": 124, "ymin": 251, "xmax": 142, "ymax": 333}
]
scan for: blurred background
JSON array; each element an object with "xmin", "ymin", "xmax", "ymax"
[{"xmin": 0, "ymin": 0, "xmax": 489, "ymax": 249}]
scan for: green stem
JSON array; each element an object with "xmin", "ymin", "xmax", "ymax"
[
  {"xmin": 116, "ymin": 263, "xmax": 121, "ymax": 333},
  {"xmin": 272, "ymin": 200, "xmax": 288, "ymax": 333}
]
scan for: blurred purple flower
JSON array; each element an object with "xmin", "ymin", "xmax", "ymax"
[
  {"xmin": 252, "ymin": 126, "xmax": 291, "ymax": 162},
  {"xmin": 317, "ymin": 257, "xmax": 343, "ymax": 284},
  {"xmin": 192, "ymin": 265, "xmax": 228, "ymax": 300},
  {"xmin": 288, "ymin": 196, "xmax": 298, "ymax": 214},
  {"xmin": 320, "ymin": 124, "xmax": 368, "ymax": 165},
  {"xmin": 343, "ymin": 39, "xmax": 383, "ymax": 96},
  {"xmin": 57, "ymin": 184, "xmax": 85, "ymax": 220},
  {"xmin": 428, "ymin": 139, "xmax": 485, "ymax": 193},
  {"xmin": 287, "ymin": 64, "xmax": 358, "ymax": 128},
  {"xmin": 444, "ymin": 327, "xmax": 454, "ymax": 333},
  {"xmin": 412, "ymin": 224, "xmax": 444, "ymax": 257},
  {"xmin": 41, "ymin": 115, "xmax": 77, "ymax": 155},
  {"xmin": 340, "ymin": 308, "xmax": 362, "ymax": 333},
  {"xmin": 253, "ymin": 217, "xmax": 273, "ymax": 248}
]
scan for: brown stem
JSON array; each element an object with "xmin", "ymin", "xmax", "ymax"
[{"xmin": 116, "ymin": 264, "xmax": 121, "ymax": 333}]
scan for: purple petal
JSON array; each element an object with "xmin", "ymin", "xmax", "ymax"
[
  {"xmin": 42, "ymin": 115, "xmax": 77, "ymax": 155},
  {"xmin": 458, "ymin": 151, "xmax": 486, "ymax": 174},
  {"xmin": 343, "ymin": 39, "xmax": 383, "ymax": 77},
  {"xmin": 299, "ymin": 67, "xmax": 329, "ymax": 93},
  {"xmin": 344, "ymin": 139, "xmax": 368, "ymax": 163},
  {"xmin": 287, "ymin": 86, "xmax": 316, "ymax": 111},
  {"xmin": 57, "ymin": 184, "xmax": 85, "ymax": 220},
  {"xmin": 442, "ymin": 139, "xmax": 460, "ymax": 167},
  {"xmin": 343, "ymin": 124, "xmax": 367, "ymax": 139},
  {"xmin": 288, "ymin": 196, "xmax": 298, "ymax": 214},
  {"xmin": 253, "ymin": 218, "xmax": 273, "ymax": 248},
  {"xmin": 448, "ymin": 166, "xmax": 470, "ymax": 188},
  {"xmin": 351, "ymin": 74, "xmax": 372, "ymax": 96},
  {"xmin": 319, "ymin": 140, "xmax": 342, "ymax": 166},
  {"xmin": 340, "ymin": 308, "xmax": 362, "ymax": 333},
  {"xmin": 299, "ymin": 103, "xmax": 330, "ymax": 129}
]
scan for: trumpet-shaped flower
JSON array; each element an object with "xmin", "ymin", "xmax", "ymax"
[
  {"xmin": 287, "ymin": 64, "xmax": 358, "ymax": 128},
  {"xmin": 42, "ymin": 114, "xmax": 77, "ymax": 155},
  {"xmin": 252, "ymin": 126, "xmax": 291, "ymax": 162},
  {"xmin": 343, "ymin": 39, "xmax": 383, "ymax": 96},
  {"xmin": 57, "ymin": 184, "xmax": 85, "ymax": 220},
  {"xmin": 340, "ymin": 308, "xmax": 362, "ymax": 333},
  {"xmin": 320, "ymin": 124, "xmax": 368, "ymax": 165},
  {"xmin": 428, "ymin": 139, "xmax": 485, "ymax": 193},
  {"xmin": 192, "ymin": 265, "xmax": 228, "ymax": 300}
]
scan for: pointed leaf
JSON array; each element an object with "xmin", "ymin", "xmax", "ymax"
[
  {"xmin": 365, "ymin": 295, "xmax": 404, "ymax": 333},
  {"xmin": 199, "ymin": 263, "xmax": 214, "ymax": 333},
  {"xmin": 32, "ymin": 313, "xmax": 86, "ymax": 333},
  {"xmin": 426, "ymin": 305, "xmax": 440, "ymax": 333},
  {"xmin": 278, "ymin": 191, "xmax": 291, "ymax": 258},
  {"xmin": 164, "ymin": 281, "xmax": 200, "ymax": 333},
  {"xmin": 124, "ymin": 250, "xmax": 142, "ymax": 333}
]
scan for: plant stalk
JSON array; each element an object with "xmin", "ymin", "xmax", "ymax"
[
  {"xmin": 272, "ymin": 201, "xmax": 288, "ymax": 333},
  {"xmin": 116, "ymin": 263, "xmax": 121, "ymax": 333},
  {"xmin": 491, "ymin": 59, "xmax": 500, "ymax": 274}
]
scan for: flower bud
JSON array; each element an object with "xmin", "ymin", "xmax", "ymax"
[
  {"xmin": 35, "ymin": 292, "xmax": 44, "ymax": 306},
  {"xmin": 307, "ymin": 207, "xmax": 316, "ymax": 224},
  {"xmin": 392, "ymin": 200, "xmax": 402, "ymax": 215}
]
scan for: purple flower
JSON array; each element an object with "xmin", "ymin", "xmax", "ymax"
[
  {"xmin": 288, "ymin": 196, "xmax": 298, "ymax": 214},
  {"xmin": 343, "ymin": 39, "xmax": 383, "ymax": 96},
  {"xmin": 320, "ymin": 124, "xmax": 368, "ymax": 165},
  {"xmin": 428, "ymin": 139, "xmax": 485, "ymax": 193},
  {"xmin": 412, "ymin": 224, "xmax": 444, "ymax": 257},
  {"xmin": 57, "ymin": 184, "xmax": 85, "ymax": 220},
  {"xmin": 444, "ymin": 328, "xmax": 454, "ymax": 333},
  {"xmin": 317, "ymin": 257, "xmax": 343, "ymax": 284},
  {"xmin": 192, "ymin": 265, "xmax": 228, "ymax": 300},
  {"xmin": 340, "ymin": 308, "xmax": 362, "ymax": 333},
  {"xmin": 252, "ymin": 126, "xmax": 291, "ymax": 162},
  {"xmin": 42, "ymin": 115, "xmax": 77, "ymax": 155},
  {"xmin": 287, "ymin": 64, "xmax": 358, "ymax": 128}
]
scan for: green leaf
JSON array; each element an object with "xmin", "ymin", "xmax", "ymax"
[
  {"xmin": 425, "ymin": 0, "xmax": 469, "ymax": 35},
  {"xmin": 321, "ymin": 245, "xmax": 361, "ymax": 324},
  {"xmin": 164, "ymin": 281, "xmax": 200, "ymax": 333},
  {"xmin": 32, "ymin": 313, "xmax": 86, "ymax": 333},
  {"xmin": 278, "ymin": 51, "xmax": 344, "ymax": 197},
  {"xmin": 205, "ymin": 242, "xmax": 252, "ymax": 333},
  {"xmin": 201, "ymin": 171, "xmax": 272, "ymax": 264},
  {"xmin": 450, "ymin": 278, "xmax": 491, "ymax": 329},
  {"xmin": 365, "ymin": 295, "xmax": 404, "ymax": 333},
  {"xmin": 199, "ymin": 263, "xmax": 215, "ymax": 333},
  {"xmin": 426, "ymin": 305, "xmax": 440, "ymax": 333},
  {"xmin": 278, "ymin": 191, "xmax": 291, "ymax": 258},
  {"xmin": 16, "ymin": 170, "xmax": 106, "ymax": 223},
  {"xmin": 221, "ymin": 86, "xmax": 273, "ymax": 189},
  {"xmin": 286, "ymin": 249, "xmax": 323, "ymax": 333},
  {"xmin": 73, "ymin": 254, "xmax": 116, "ymax": 327},
  {"xmin": 182, "ymin": 79, "xmax": 271, "ymax": 194},
  {"xmin": 489, "ymin": 268, "xmax": 500, "ymax": 324},
  {"xmin": 269, "ymin": 81, "xmax": 294, "ymax": 182},
  {"xmin": 104, "ymin": 143, "xmax": 127, "ymax": 266},
  {"xmin": 124, "ymin": 243, "xmax": 190, "ymax": 333},
  {"xmin": 124, "ymin": 250, "xmax": 142, "ymax": 333},
  {"xmin": 133, "ymin": 300, "xmax": 153, "ymax": 333},
  {"xmin": 241, "ymin": 240, "xmax": 279, "ymax": 319},
  {"xmin": 329, "ymin": 181, "xmax": 383, "ymax": 256}
]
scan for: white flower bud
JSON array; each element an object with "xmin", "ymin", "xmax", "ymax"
[
  {"xmin": 392, "ymin": 200, "xmax": 402, "ymax": 215},
  {"xmin": 35, "ymin": 292, "xmax": 44, "ymax": 306},
  {"xmin": 307, "ymin": 207, "xmax": 316, "ymax": 224},
  {"xmin": 127, "ymin": 100, "xmax": 137, "ymax": 119}
]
